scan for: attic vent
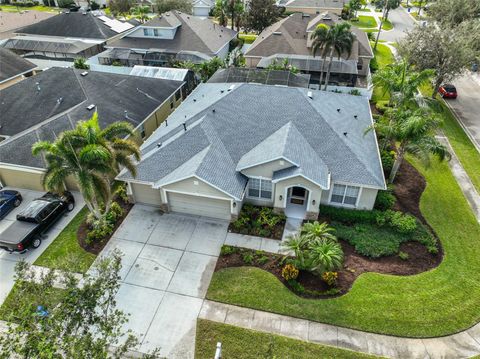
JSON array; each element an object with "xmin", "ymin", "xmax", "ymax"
[
  {"xmin": 302, "ymin": 13, "xmax": 310, "ymax": 18},
  {"xmin": 337, "ymin": 108, "xmax": 341, "ymax": 112},
  {"xmin": 157, "ymin": 143, "xmax": 162, "ymax": 148},
  {"xmin": 80, "ymin": 71, "xmax": 88, "ymax": 76},
  {"xmin": 36, "ymin": 82, "xmax": 40, "ymax": 91},
  {"xmin": 307, "ymin": 91, "xmax": 313, "ymax": 99},
  {"xmin": 228, "ymin": 84, "xmax": 235, "ymax": 91},
  {"xmin": 273, "ymin": 31, "xmax": 282, "ymax": 35},
  {"xmin": 343, "ymin": 132, "xmax": 348, "ymax": 136},
  {"xmin": 86, "ymin": 104, "xmax": 95, "ymax": 111},
  {"xmin": 323, "ymin": 15, "xmax": 332, "ymax": 20},
  {"xmin": 57, "ymin": 97, "xmax": 63, "ymax": 104},
  {"xmin": 354, "ymin": 115, "xmax": 358, "ymax": 119},
  {"xmin": 183, "ymin": 123, "xmax": 187, "ymax": 131}
]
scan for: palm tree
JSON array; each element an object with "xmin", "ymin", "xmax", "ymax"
[
  {"xmin": 132, "ymin": 6, "xmax": 150, "ymax": 23},
  {"xmin": 311, "ymin": 23, "xmax": 330, "ymax": 88},
  {"xmin": 300, "ymin": 221, "xmax": 337, "ymax": 242},
  {"xmin": 32, "ymin": 112, "xmax": 140, "ymax": 220},
  {"xmin": 214, "ymin": 0, "xmax": 229, "ymax": 27},
  {"xmin": 370, "ymin": 108, "xmax": 450, "ymax": 182},
  {"xmin": 373, "ymin": 60, "xmax": 434, "ymax": 107},
  {"xmin": 309, "ymin": 238, "xmax": 344, "ymax": 275},
  {"xmin": 320, "ymin": 23, "xmax": 355, "ymax": 91}
]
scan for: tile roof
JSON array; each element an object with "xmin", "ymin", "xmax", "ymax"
[
  {"xmin": 119, "ymin": 83, "xmax": 386, "ymax": 199},
  {"xmin": 0, "ymin": 67, "xmax": 183, "ymax": 168},
  {"xmin": 0, "ymin": 48, "xmax": 36, "ymax": 83},
  {"xmin": 108, "ymin": 11, "xmax": 237, "ymax": 56}
]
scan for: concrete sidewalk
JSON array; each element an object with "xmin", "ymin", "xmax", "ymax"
[{"xmin": 199, "ymin": 300, "xmax": 480, "ymax": 359}]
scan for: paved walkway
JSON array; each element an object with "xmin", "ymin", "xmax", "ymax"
[
  {"xmin": 199, "ymin": 300, "xmax": 480, "ymax": 359},
  {"xmin": 437, "ymin": 136, "xmax": 480, "ymax": 222}
]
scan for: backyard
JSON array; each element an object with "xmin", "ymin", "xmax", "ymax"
[{"xmin": 350, "ymin": 15, "xmax": 378, "ymax": 29}]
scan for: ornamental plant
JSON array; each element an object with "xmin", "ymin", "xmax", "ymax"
[
  {"xmin": 322, "ymin": 271, "xmax": 338, "ymax": 286},
  {"xmin": 281, "ymin": 264, "xmax": 299, "ymax": 281}
]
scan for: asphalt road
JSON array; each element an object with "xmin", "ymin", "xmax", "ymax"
[
  {"xmin": 379, "ymin": 6, "xmax": 418, "ymax": 42},
  {"xmin": 446, "ymin": 74, "xmax": 480, "ymax": 152}
]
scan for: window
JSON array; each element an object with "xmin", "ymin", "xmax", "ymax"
[
  {"xmin": 330, "ymin": 184, "xmax": 360, "ymax": 206},
  {"xmin": 169, "ymin": 97, "xmax": 175, "ymax": 109},
  {"xmin": 139, "ymin": 123, "xmax": 146, "ymax": 139},
  {"xmin": 175, "ymin": 89, "xmax": 181, "ymax": 101},
  {"xmin": 247, "ymin": 178, "xmax": 272, "ymax": 200},
  {"xmin": 143, "ymin": 28, "xmax": 149, "ymax": 36},
  {"xmin": 153, "ymin": 28, "xmax": 159, "ymax": 37}
]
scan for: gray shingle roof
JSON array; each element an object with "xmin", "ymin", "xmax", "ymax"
[
  {"xmin": 0, "ymin": 48, "xmax": 36, "ymax": 83},
  {"xmin": 119, "ymin": 83, "xmax": 385, "ymax": 198},
  {"xmin": 0, "ymin": 67, "xmax": 183, "ymax": 168},
  {"xmin": 108, "ymin": 12, "xmax": 237, "ymax": 56},
  {"xmin": 281, "ymin": 0, "xmax": 347, "ymax": 8}
]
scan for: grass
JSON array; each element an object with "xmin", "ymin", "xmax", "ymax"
[
  {"xmin": 0, "ymin": 4, "xmax": 59, "ymax": 12},
  {"xmin": 195, "ymin": 319, "xmax": 380, "ymax": 359},
  {"xmin": 0, "ymin": 282, "xmax": 65, "ymax": 322},
  {"xmin": 379, "ymin": 17, "xmax": 393, "ymax": 30},
  {"xmin": 370, "ymin": 43, "xmax": 395, "ymax": 103},
  {"xmin": 206, "ymin": 156, "xmax": 480, "ymax": 337},
  {"xmin": 239, "ymin": 33, "xmax": 257, "ymax": 44},
  {"xmin": 350, "ymin": 15, "xmax": 378, "ymax": 29},
  {"xmin": 34, "ymin": 207, "xmax": 96, "ymax": 274}
]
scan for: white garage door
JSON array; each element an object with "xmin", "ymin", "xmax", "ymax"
[
  {"xmin": 167, "ymin": 192, "xmax": 231, "ymax": 220},
  {"xmin": 131, "ymin": 183, "xmax": 162, "ymax": 207}
]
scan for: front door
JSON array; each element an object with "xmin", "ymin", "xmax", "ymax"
[{"xmin": 289, "ymin": 187, "xmax": 307, "ymax": 205}]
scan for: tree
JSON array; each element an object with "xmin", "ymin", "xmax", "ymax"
[
  {"xmin": 320, "ymin": 22, "xmax": 355, "ymax": 91},
  {"xmin": 155, "ymin": 0, "xmax": 192, "ymax": 14},
  {"xmin": 311, "ymin": 23, "xmax": 331, "ymax": 87},
  {"xmin": 370, "ymin": 108, "xmax": 450, "ymax": 182},
  {"xmin": 373, "ymin": 0, "xmax": 401, "ymax": 51},
  {"xmin": 0, "ymin": 252, "xmax": 159, "ymax": 358},
  {"xmin": 108, "ymin": 0, "xmax": 134, "ymax": 18},
  {"xmin": 398, "ymin": 24, "xmax": 476, "ymax": 98},
  {"xmin": 348, "ymin": 0, "xmax": 362, "ymax": 18},
  {"xmin": 73, "ymin": 57, "xmax": 90, "ymax": 70},
  {"xmin": 32, "ymin": 112, "xmax": 140, "ymax": 222},
  {"xmin": 132, "ymin": 5, "xmax": 150, "ymax": 23},
  {"xmin": 214, "ymin": 0, "xmax": 228, "ymax": 27},
  {"xmin": 373, "ymin": 59, "xmax": 434, "ymax": 106},
  {"xmin": 428, "ymin": 0, "xmax": 480, "ymax": 27},
  {"xmin": 266, "ymin": 58, "xmax": 299, "ymax": 74},
  {"xmin": 242, "ymin": 0, "xmax": 280, "ymax": 34}
]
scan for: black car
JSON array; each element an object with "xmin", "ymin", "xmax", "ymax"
[
  {"xmin": 0, "ymin": 190, "xmax": 22, "ymax": 219},
  {"xmin": 0, "ymin": 192, "xmax": 75, "ymax": 253}
]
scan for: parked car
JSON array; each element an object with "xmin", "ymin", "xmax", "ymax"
[
  {"xmin": 0, "ymin": 192, "xmax": 75, "ymax": 253},
  {"xmin": 439, "ymin": 84, "xmax": 457, "ymax": 99},
  {"xmin": 0, "ymin": 190, "xmax": 22, "ymax": 219}
]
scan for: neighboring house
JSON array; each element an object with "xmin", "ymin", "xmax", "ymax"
[
  {"xmin": 118, "ymin": 82, "xmax": 386, "ymax": 221},
  {"xmin": 192, "ymin": 0, "xmax": 214, "ymax": 17},
  {"xmin": 1, "ymin": 11, "xmax": 136, "ymax": 68},
  {"xmin": 277, "ymin": 0, "xmax": 347, "ymax": 15},
  {"xmin": 244, "ymin": 12, "xmax": 373, "ymax": 94},
  {"xmin": 97, "ymin": 11, "xmax": 237, "ymax": 67},
  {"xmin": 208, "ymin": 68, "xmax": 311, "ymax": 88},
  {"xmin": 0, "ymin": 67, "xmax": 184, "ymax": 191},
  {"xmin": 0, "ymin": 48, "xmax": 37, "ymax": 90},
  {"xmin": 0, "ymin": 11, "xmax": 55, "ymax": 40}
]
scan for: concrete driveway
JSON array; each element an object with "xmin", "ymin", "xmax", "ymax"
[
  {"xmin": 99, "ymin": 205, "xmax": 229, "ymax": 358},
  {"xmin": 0, "ymin": 188, "xmax": 85, "ymax": 305}
]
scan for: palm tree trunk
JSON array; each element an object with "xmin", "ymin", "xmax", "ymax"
[
  {"xmin": 389, "ymin": 147, "xmax": 404, "ymax": 183},
  {"xmin": 323, "ymin": 47, "xmax": 335, "ymax": 91},
  {"xmin": 318, "ymin": 52, "xmax": 327, "ymax": 88},
  {"xmin": 374, "ymin": 5, "xmax": 387, "ymax": 51},
  {"xmin": 432, "ymin": 76, "xmax": 443, "ymax": 99}
]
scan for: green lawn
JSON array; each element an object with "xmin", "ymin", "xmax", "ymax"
[
  {"xmin": 34, "ymin": 207, "xmax": 96, "ymax": 274},
  {"xmin": 379, "ymin": 17, "xmax": 393, "ymax": 30},
  {"xmin": 195, "ymin": 319, "xmax": 380, "ymax": 359},
  {"xmin": 206, "ymin": 156, "xmax": 480, "ymax": 337},
  {"xmin": 239, "ymin": 33, "xmax": 257, "ymax": 44},
  {"xmin": 371, "ymin": 43, "xmax": 395, "ymax": 103},
  {"xmin": 0, "ymin": 4, "xmax": 59, "ymax": 12},
  {"xmin": 350, "ymin": 15, "xmax": 378, "ymax": 29}
]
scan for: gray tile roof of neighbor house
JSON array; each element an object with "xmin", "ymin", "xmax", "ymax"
[
  {"xmin": 108, "ymin": 11, "xmax": 237, "ymax": 56},
  {"xmin": 0, "ymin": 48, "xmax": 36, "ymax": 83},
  {"xmin": 15, "ymin": 12, "xmax": 133, "ymax": 40},
  {"xmin": 280, "ymin": 0, "xmax": 347, "ymax": 9},
  {"xmin": 0, "ymin": 67, "xmax": 183, "ymax": 169},
  {"xmin": 119, "ymin": 83, "xmax": 386, "ymax": 199}
]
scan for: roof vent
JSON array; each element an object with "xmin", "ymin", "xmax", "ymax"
[
  {"xmin": 273, "ymin": 31, "xmax": 282, "ymax": 35},
  {"xmin": 307, "ymin": 91, "xmax": 313, "ymax": 99},
  {"xmin": 343, "ymin": 132, "xmax": 348, "ymax": 136},
  {"xmin": 193, "ymin": 98, "xmax": 197, "ymax": 102},
  {"xmin": 220, "ymin": 90, "xmax": 224, "ymax": 93},
  {"xmin": 81, "ymin": 71, "xmax": 88, "ymax": 76},
  {"xmin": 87, "ymin": 104, "xmax": 95, "ymax": 111},
  {"xmin": 228, "ymin": 84, "xmax": 235, "ymax": 91},
  {"xmin": 337, "ymin": 108, "xmax": 341, "ymax": 112},
  {"xmin": 212, "ymin": 109, "xmax": 215, "ymax": 113},
  {"xmin": 157, "ymin": 143, "xmax": 162, "ymax": 148},
  {"xmin": 183, "ymin": 123, "xmax": 187, "ymax": 131},
  {"xmin": 354, "ymin": 115, "xmax": 358, "ymax": 119},
  {"xmin": 57, "ymin": 97, "xmax": 63, "ymax": 104},
  {"xmin": 302, "ymin": 13, "xmax": 310, "ymax": 18},
  {"xmin": 36, "ymin": 82, "xmax": 41, "ymax": 91}
]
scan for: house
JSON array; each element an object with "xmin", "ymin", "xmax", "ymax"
[
  {"xmin": 277, "ymin": 0, "xmax": 347, "ymax": 15},
  {"xmin": 97, "ymin": 11, "xmax": 237, "ymax": 67},
  {"xmin": 0, "ymin": 67, "xmax": 184, "ymax": 191},
  {"xmin": 244, "ymin": 12, "xmax": 373, "ymax": 94},
  {"xmin": 0, "ymin": 48, "xmax": 37, "ymax": 90},
  {"xmin": 208, "ymin": 68, "xmax": 311, "ymax": 88},
  {"xmin": 192, "ymin": 0, "xmax": 214, "ymax": 17},
  {"xmin": 117, "ymin": 82, "xmax": 386, "ymax": 221},
  {"xmin": 1, "ymin": 11, "xmax": 136, "ymax": 68}
]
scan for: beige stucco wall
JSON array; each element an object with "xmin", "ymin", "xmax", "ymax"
[
  {"xmin": 357, "ymin": 57, "xmax": 372, "ymax": 76},
  {"xmin": 241, "ymin": 159, "xmax": 293, "ymax": 179},
  {"xmin": 0, "ymin": 165, "xmax": 44, "ymax": 191},
  {"xmin": 162, "ymin": 177, "xmax": 232, "ymax": 201},
  {"xmin": 273, "ymin": 176, "xmax": 322, "ymax": 213},
  {"xmin": 285, "ymin": 7, "xmax": 343, "ymax": 15},
  {"xmin": 320, "ymin": 184, "xmax": 378, "ymax": 210},
  {"xmin": 130, "ymin": 182, "xmax": 162, "ymax": 206},
  {"xmin": 245, "ymin": 56, "xmax": 262, "ymax": 68}
]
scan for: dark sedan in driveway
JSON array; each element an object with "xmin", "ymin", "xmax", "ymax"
[{"xmin": 0, "ymin": 190, "xmax": 22, "ymax": 219}]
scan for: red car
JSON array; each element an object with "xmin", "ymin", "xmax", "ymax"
[{"xmin": 439, "ymin": 84, "xmax": 457, "ymax": 99}]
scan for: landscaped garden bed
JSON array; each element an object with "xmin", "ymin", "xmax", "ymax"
[{"xmin": 228, "ymin": 204, "xmax": 286, "ymax": 240}]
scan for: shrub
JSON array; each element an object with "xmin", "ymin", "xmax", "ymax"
[
  {"xmin": 370, "ymin": 56, "xmax": 379, "ymax": 72},
  {"xmin": 87, "ymin": 220, "xmax": 114, "ymax": 243},
  {"xmin": 90, "ymin": 0, "xmax": 100, "ymax": 9},
  {"xmin": 321, "ymin": 271, "xmax": 338, "ymax": 286},
  {"xmin": 57, "ymin": 0, "xmax": 75, "ymax": 7},
  {"xmin": 220, "ymin": 245, "xmax": 238, "ymax": 256},
  {"xmin": 105, "ymin": 202, "xmax": 124, "ymax": 224},
  {"xmin": 375, "ymin": 100, "xmax": 390, "ymax": 113},
  {"xmin": 380, "ymin": 150, "xmax": 395, "ymax": 175},
  {"xmin": 242, "ymin": 252, "xmax": 254, "ymax": 265},
  {"xmin": 73, "ymin": 57, "xmax": 90, "ymax": 70},
  {"xmin": 281, "ymin": 264, "xmax": 299, "ymax": 281},
  {"xmin": 230, "ymin": 205, "xmax": 285, "ymax": 238},
  {"xmin": 398, "ymin": 251, "xmax": 409, "ymax": 260},
  {"xmin": 286, "ymin": 279, "xmax": 304, "ymax": 294},
  {"xmin": 256, "ymin": 255, "xmax": 269, "ymax": 265},
  {"xmin": 320, "ymin": 205, "xmax": 378, "ymax": 224},
  {"xmin": 374, "ymin": 189, "xmax": 396, "ymax": 211},
  {"xmin": 389, "ymin": 211, "xmax": 417, "ymax": 233},
  {"xmin": 114, "ymin": 184, "xmax": 129, "ymax": 204}
]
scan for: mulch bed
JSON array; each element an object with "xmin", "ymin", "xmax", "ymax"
[
  {"xmin": 77, "ymin": 201, "xmax": 133, "ymax": 255},
  {"xmin": 227, "ymin": 221, "xmax": 286, "ymax": 241},
  {"xmin": 215, "ymin": 161, "xmax": 443, "ymax": 298}
]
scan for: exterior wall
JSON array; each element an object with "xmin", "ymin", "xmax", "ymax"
[
  {"xmin": 285, "ymin": 6, "xmax": 343, "ymax": 15},
  {"xmin": 0, "ymin": 165, "xmax": 44, "ymax": 191},
  {"xmin": 0, "ymin": 74, "xmax": 28, "ymax": 90},
  {"xmin": 320, "ymin": 184, "xmax": 379, "ymax": 210},
  {"xmin": 162, "ymin": 177, "xmax": 232, "ymax": 200},
  {"xmin": 245, "ymin": 56, "xmax": 262, "ymax": 68},
  {"xmin": 273, "ymin": 176, "xmax": 322, "ymax": 215},
  {"xmin": 126, "ymin": 26, "xmax": 177, "ymax": 40},
  {"xmin": 215, "ymin": 41, "xmax": 231, "ymax": 60},
  {"xmin": 357, "ymin": 57, "xmax": 371, "ymax": 76},
  {"xmin": 241, "ymin": 159, "xmax": 293, "ymax": 179},
  {"xmin": 64, "ymin": 176, "xmax": 79, "ymax": 191},
  {"xmin": 193, "ymin": 6, "xmax": 211, "ymax": 16},
  {"xmin": 130, "ymin": 182, "xmax": 162, "ymax": 206}
]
